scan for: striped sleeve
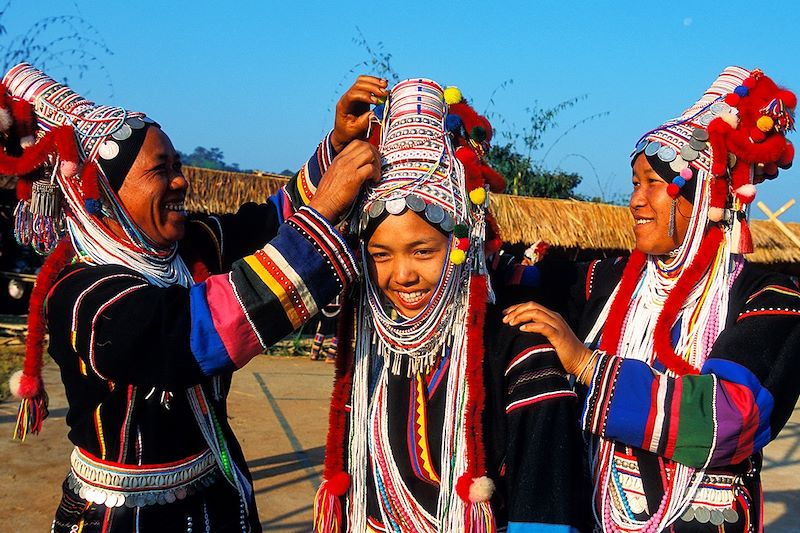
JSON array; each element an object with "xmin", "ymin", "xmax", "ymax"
[
  {"xmin": 581, "ymin": 355, "xmax": 780, "ymax": 469},
  {"xmin": 283, "ymin": 131, "xmax": 336, "ymax": 210},
  {"xmin": 582, "ymin": 274, "xmax": 800, "ymax": 470},
  {"xmin": 189, "ymin": 206, "xmax": 357, "ymax": 375}
]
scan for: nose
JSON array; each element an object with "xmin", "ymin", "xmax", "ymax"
[
  {"xmin": 392, "ymin": 257, "xmax": 419, "ymax": 286},
  {"xmin": 629, "ymin": 186, "xmax": 646, "ymax": 211},
  {"xmin": 170, "ymin": 171, "xmax": 189, "ymax": 192}
]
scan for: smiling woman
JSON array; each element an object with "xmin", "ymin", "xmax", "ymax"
[
  {"xmin": 0, "ymin": 64, "xmax": 380, "ymax": 532},
  {"xmin": 313, "ymin": 78, "xmax": 589, "ymax": 533}
]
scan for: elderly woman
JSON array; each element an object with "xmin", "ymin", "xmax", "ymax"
[
  {"xmin": 0, "ymin": 64, "xmax": 383, "ymax": 532},
  {"xmin": 504, "ymin": 67, "xmax": 800, "ymax": 532}
]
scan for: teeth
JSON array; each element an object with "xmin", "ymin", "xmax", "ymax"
[
  {"xmin": 396, "ymin": 290, "xmax": 428, "ymax": 304},
  {"xmin": 165, "ymin": 203, "xmax": 185, "ymax": 211},
  {"xmin": 636, "ymin": 219, "xmax": 652, "ymax": 225}
]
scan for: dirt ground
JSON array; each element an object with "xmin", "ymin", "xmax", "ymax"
[{"xmin": 1, "ymin": 355, "xmax": 799, "ymax": 532}]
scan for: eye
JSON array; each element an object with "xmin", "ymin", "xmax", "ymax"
[
  {"xmin": 369, "ymin": 251, "xmax": 390, "ymax": 261},
  {"xmin": 414, "ymin": 248, "xmax": 436, "ymax": 258}
]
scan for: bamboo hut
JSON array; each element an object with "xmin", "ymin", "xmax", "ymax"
[{"xmin": 183, "ymin": 167, "xmax": 289, "ymax": 214}]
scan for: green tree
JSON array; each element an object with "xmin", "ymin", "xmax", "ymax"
[
  {"xmin": 485, "ymin": 143, "xmax": 581, "ymax": 198},
  {"xmin": 178, "ymin": 146, "xmax": 242, "ymax": 172}
]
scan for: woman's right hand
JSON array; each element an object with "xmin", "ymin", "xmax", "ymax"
[
  {"xmin": 309, "ymin": 140, "xmax": 380, "ymax": 224},
  {"xmin": 330, "ymin": 75, "xmax": 388, "ymax": 153}
]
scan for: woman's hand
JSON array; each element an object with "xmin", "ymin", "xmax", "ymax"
[
  {"xmin": 503, "ymin": 301, "xmax": 594, "ymax": 379},
  {"xmin": 309, "ymin": 140, "xmax": 380, "ymax": 224},
  {"xmin": 330, "ymin": 76, "xmax": 388, "ymax": 153}
]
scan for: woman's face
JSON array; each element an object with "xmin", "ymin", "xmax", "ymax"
[
  {"xmin": 115, "ymin": 127, "xmax": 189, "ymax": 247},
  {"xmin": 630, "ymin": 154, "xmax": 692, "ymax": 256},
  {"xmin": 366, "ymin": 210, "xmax": 450, "ymax": 318}
]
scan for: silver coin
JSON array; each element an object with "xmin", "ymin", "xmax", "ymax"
[
  {"xmin": 165, "ymin": 491, "xmax": 177, "ymax": 504},
  {"xmin": 111, "ymin": 123, "xmax": 132, "ymax": 141},
  {"xmin": 124, "ymin": 494, "xmax": 137, "ymax": 508},
  {"xmin": 691, "ymin": 128, "xmax": 709, "ymax": 142},
  {"xmin": 694, "ymin": 506, "xmax": 711, "ymax": 523},
  {"xmin": 105, "ymin": 493, "xmax": 120, "ymax": 508},
  {"xmin": 644, "ymin": 141, "xmax": 662, "ymax": 157},
  {"xmin": 699, "ymin": 113, "xmax": 713, "ymax": 126},
  {"xmin": 657, "ymin": 145, "xmax": 677, "ymax": 162},
  {"xmin": 98, "ymin": 140, "xmax": 120, "ymax": 160},
  {"xmin": 689, "ymin": 138, "xmax": 707, "ymax": 151},
  {"xmin": 175, "ymin": 487, "xmax": 188, "ymax": 500},
  {"xmin": 634, "ymin": 139, "xmax": 648, "ymax": 153},
  {"xmin": 405, "ymin": 194, "xmax": 426, "ymax": 212},
  {"xmin": 680, "ymin": 144, "xmax": 699, "ymax": 161},
  {"xmin": 681, "ymin": 507, "xmax": 695, "ymax": 522},
  {"xmin": 385, "ymin": 198, "xmax": 406, "ymax": 215},
  {"xmin": 424, "ymin": 203, "xmax": 445, "ymax": 224},
  {"xmin": 145, "ymin": 493, "xmax": 157, "ymax": 506},
  {"xmin": 709, "ymin": 509, "xmax": 725, "ymax": 526},
  {"xmin": 368, "ymin": 201, "xmax": 385, "ymax": 219},
  {"xmin": 440, "ymin": 213, "xmax": 455, "ymax": 232},
  {"xmin": 669, "ymin": 157, "xmax": 689, "ymax": 172},
  {"xmin": 728, "ymin": 153, "xmax": 737, "ymax": 167},
  {"xmin": 127, "ymin": 117, "xmax": 145, "ymax": 129},
  {"xmin": 710, "ymin": 102, "xmax": 727, "ymax": 115},
  {"xmin": 722, "ymin": 508, "xmax": 739, "ymax": 523}
]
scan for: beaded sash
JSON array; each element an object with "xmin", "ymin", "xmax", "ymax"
[{"xmin": 67, "ymin": 447, "xmax": 219, "ymax": 508}]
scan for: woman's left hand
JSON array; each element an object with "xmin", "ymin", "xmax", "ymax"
[{"xmin": 503, "ymin": 301, "xmax": 593, "ymax": 376}]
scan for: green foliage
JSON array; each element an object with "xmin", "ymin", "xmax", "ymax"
[
  {"xmin": 0, "ymin": 1, "xmax": 112, "ymax": 94},
  {"xmin": 178, "ymin": 146, "xmax": 242, "ymax": 172},
  {"xmin": 486, "ymin": 143, "xmax": 581, "ymax": 198}
]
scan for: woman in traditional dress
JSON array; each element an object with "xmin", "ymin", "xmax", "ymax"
[
  {"xmin": 0, "ymin": 64, "xmax": 383, "ymax": 532},
  {"xmin": 504, "ymin": 66, "xmax": 800, "ymax": 532},
  {"xmin": 312, "ymin": 78, "xmax": 589, "ymax": 532}
]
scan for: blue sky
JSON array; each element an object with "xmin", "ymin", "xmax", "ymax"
[{"xmin": 4, "ymin": 1, "xmax": 800, "ymax": 219}]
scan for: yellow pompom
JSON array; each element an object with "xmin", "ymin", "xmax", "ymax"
[
  {"xmin": 450, "ymin": 249, "xmax": 466, "ymax": 265},
  {"xmin": 469, "ymin": 187, "xmax": 487, "ymax": 205},
  {"xmin": 756, "ymin": 115, "xmax": 774, "ymax": 132},
  {"xmin": 444, "ymin": 86, "xmax": 463, "ymax": 105}
]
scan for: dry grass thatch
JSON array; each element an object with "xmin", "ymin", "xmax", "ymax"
[
  {"xmin": 489, "ymin": 194, "xmax": 800, "ymax": 265},
  {"xmin": 184, "ymin": 167, "xmax": 289, "ymax": 214}
]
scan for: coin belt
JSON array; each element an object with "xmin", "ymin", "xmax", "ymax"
[{"xmin": 67, "ymin": 447, "xmax": 219, "ymax": 508}]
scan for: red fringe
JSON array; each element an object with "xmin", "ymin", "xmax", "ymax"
[
  {"xmin": 737, "ymin": 218, "xmax": 754, "ymax": 254},
  {"xmin": 321, "ymin": 292, "xmax": 355, "ymax": 481},
  {"xmin": 653, "ymin": 225, "xmax": 723, "ymax": 375},
  {"xmin": 462, "ymin": 275, "xmax": 489, "ymax": 490},
  {"xmin": 55, "ymin": 125, "xmax": 79, "ymax": 166},
  {"xmin": 0, "ymin": 127, "xmax": 58, "ymax": 178},
  {"xmin": 599, "ymin": 250, "xmax": 647, "ymax": 354},
  {"xmin": 80, "ymin": 161, "xmax": 100, "ymax": 200}
]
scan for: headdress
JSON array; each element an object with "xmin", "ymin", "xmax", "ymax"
[
  {"xmin": 314, "ymin": 79, "xmax": 505, "ymax": 533},
  {"xmin": 590, "ymin": 67, "xmax": 795, "ymax": 532},
  {"xmin": 0, "ymin": 63, "xmax": 192, "ymax": 440}
]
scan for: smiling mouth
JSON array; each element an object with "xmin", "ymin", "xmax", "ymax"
[
  {"xmin": 394, "ymin": 289, "xmax": 430, "ymax": 307},
  {"xmin": 635, "ymin": 218, "xmax": 653, "ymax": 225},
  {"xmin": 164, "ymin": 201, "xmax": 186, "ymax": 213}
]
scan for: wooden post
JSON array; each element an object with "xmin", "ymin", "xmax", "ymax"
[{"xmin": 757, "ymin": 199, "xmax": 800, "ymax": 250}]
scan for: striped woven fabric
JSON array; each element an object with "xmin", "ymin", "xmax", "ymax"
[{"xmin": 189, "ymin": 206, "xmax": 357, "ymax": 374}]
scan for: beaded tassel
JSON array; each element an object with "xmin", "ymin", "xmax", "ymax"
[
  {"xmin": 465, "ymin": 500, "xmax": 496, "ymax": 533},
  {"xmin": 313, "ymin": 481, "xmax": 344, "ymax": 533},
  {"xmin": 12, "ymin": 387, "xmax": 49, "ymax": 441}
]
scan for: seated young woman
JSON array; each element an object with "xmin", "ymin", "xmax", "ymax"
[{"xmin": 310, "ymin": 78, "xmax": 590, "ymax": 533}]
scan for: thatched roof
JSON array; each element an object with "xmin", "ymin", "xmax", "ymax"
[
  {"xmin": 489, "ymin": 193, "xmax": 800, "ymax": 266},
  {"xmin": 184, "ymin": 167, "xmax": 288, "ymax": 214}
]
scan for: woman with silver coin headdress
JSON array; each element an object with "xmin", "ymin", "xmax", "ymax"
[
  {"xmin": 312, "ymin": 78, "xmax": 590, "ymax": 533},
  {"xmin": 0, "ymin": 63, "xmax": 383, "ymax": 532},
  {"xmin": 504, "ymin": 67, "xmax": 800, "ymax": 532}
]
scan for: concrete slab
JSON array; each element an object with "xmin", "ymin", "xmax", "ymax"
[{"xmin": 1, "ymin": 355, "xmax": 798, "ymax": 532}]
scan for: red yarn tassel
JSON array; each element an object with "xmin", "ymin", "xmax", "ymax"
[
  {"xmin": 12, "ymin": 237, "xmax": 75, "ymax": 440},
  {"xmin": 737, "ymin": 218, "xmax": 754, "ymax": 255},
  {"xmin": 315, "ymin": 293, "xmax": 356, "ymax": 532},
  {"xmin": 653, "ymin": 225, "xmax": 723, "ymax": 375},
  {"xmin": 599, "ymin": 250, "xmax": 647, "ymax": 354}
]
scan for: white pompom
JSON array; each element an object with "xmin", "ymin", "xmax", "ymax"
[
  {"xmin": 720, "ymin": 112, "xmax": 739, "ymax": 129},
  {"xmin": 469, "ymin": 475, "xmax": 495, "ymax": 503},
  {"xmin": 0, "ymin": 107, "xmax": 12, "ymax": 132},
  {"xmin": 9, "ymin": 369, "xmax": 24, "ymax": 399},
  {"xmin": 708, "ymin": 207, "xmax": 725, "ymax": 222},
  {"xmin": 20, "ymin": 135, "xmax": 35, "ymax": 148}
]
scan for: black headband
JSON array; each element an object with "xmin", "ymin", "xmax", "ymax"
[{"xmin": 97, "ymin": 123, "xmax": 154, "ymax": 192}]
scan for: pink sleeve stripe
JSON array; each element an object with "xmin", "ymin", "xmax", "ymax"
[{"xmin": 205, "ymin": 273, "xmax": 263, "ymax": 368}]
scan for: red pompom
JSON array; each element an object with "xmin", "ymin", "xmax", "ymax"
[
  {"xmin": 749, "ymin": 128, "xmax": 766, "ymax": 143},
  {"xmin": 707, "ymin": 117, "xmax": 731, "ymax": 136},
  {"xmin": 325, "ymin": 471, "xmax": 350, "ymax": 497},
  {"xmin": 778, "ymin": 140, "xmax": 794, "ymax": 168},
  {"xmin": 456, "ymin": 474, "xmax": 474, "ymax": 503},
  {"xmin": 481, "ymin": 165, "xmax": 506, "ymax": 193},
  {"xmin": 666, "ymin": 183, "xmax": 680, "ymax": 198},
  {"xmin": 455, "ymin": 146, "xmax": 479, "ymax": 166},
  {"xmin": 725, "ymin": 93, "xmax": 740, "ymax": 107},
  {"xmin": 742, "ymin": 77, "xmax": 757, "ymax": 89},
  {"xmin": 777, "ymin": 89, "xmax": 797, "ymax": 109},
  {"xmin": 457, "ymin": 237, "xmax": 470, "ymax": 251}
]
